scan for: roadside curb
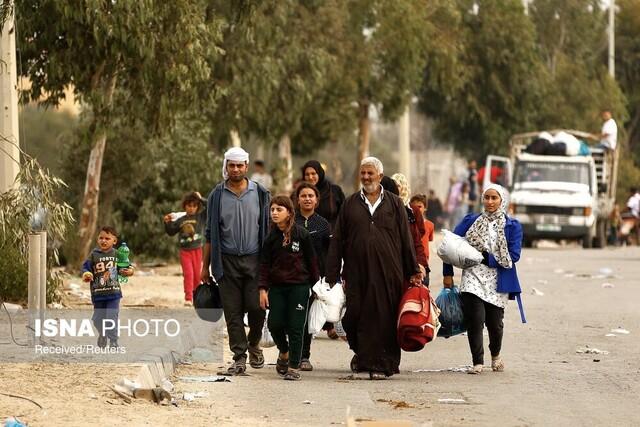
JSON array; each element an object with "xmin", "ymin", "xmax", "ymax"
[{"xmin": 131, "ymin": 320, "xmax": 219, "ymax": 388}]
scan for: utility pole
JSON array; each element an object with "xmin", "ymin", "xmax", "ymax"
[
  {"xmin": 398, "ymin": 105, "xmax": 411, "ymax": 183},
  {"xmin": 0, "ymin": 2, "xmax": 21, "ymax": 192},
  {"xmin": 608, "ymin": 0, "xmax": 615, "ymax": 79}
]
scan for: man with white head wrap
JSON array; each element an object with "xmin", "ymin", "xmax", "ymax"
[
  {"xmin": 201, "ymin": 147, "xmax": 271, "ymax": 375},
  {"xmin": 326, "ymin": 156, "xmax": 423, "ymax": 379},
  {"xmin": 442, "ymin": 183, "xmax": 525, "ymax": 375}
]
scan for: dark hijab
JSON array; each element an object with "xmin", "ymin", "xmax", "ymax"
[
  {"xmin": 301, "ymin": 160, "xmax": 327, "ymax": 190},
  {"xmin": 301, "ymin": 160, "xmax": 344, "ymax": 226}
]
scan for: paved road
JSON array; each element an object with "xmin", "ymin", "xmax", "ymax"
[
  {"xmin": 174, "ymin": 245, "xmax": 640, "ymax": 426},
  {"xmin": 2, "ymin": 246, "xmax": 638, "ymax": 426}
]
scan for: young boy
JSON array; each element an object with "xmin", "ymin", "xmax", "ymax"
[
  {"xmin": 410, "ymin": 194, "xmax": 434, "ymax": 285},
  {"xmin": 82, "ymin": 226, "xmax": 134, "ymax": 348},
  {"xmin": 163, "ymin": 191, "xmax": 207, "ymax": 306}
]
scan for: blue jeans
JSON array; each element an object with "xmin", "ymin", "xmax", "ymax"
[{"xmin": 92, "ymin": 298, "xmax": 120, "ymax": 341}]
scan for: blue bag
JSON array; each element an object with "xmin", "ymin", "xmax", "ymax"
[{"xmin": 436, "ymin": 286, "xmax": 466, "ymax": 338}]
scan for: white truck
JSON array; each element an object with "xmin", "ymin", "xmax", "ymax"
[{"xmin": 483, "ymin": 130, "xmax": 618, "ymax": 248}]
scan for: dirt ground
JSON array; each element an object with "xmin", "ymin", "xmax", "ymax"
[{"xmin": 2, "ymin": 246, "xmax": 640, "ymax": 426}]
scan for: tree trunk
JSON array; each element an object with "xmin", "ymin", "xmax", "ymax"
[
  {"xmin": 329, "ymin": 139, "xmax": 343, "ymax": 185},
  {"xmin": 355, "ymin": 101, "xmax": 370, "ymax": 191},
  {"xmin": 230, "ymin": 129, "xmax": 241, "ymax": 147},
  {"xmin": 627, "ymin": 108, "xmax": 640, "ymax": 152},
  {"xmin": 277, "ymin": 134, "xmax": 293, "ymax": 193},
  {"xmin": 76, "ymin": 73, "xmax": 117, "ymax": 262}
]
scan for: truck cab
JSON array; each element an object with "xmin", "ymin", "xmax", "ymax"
[{"xmin": 484, "ymin": 130, "xmax": 616, "ymax": 248}]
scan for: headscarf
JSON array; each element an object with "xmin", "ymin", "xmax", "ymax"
[
  {"xmin": 465, "ymin": 184, "xmax": 512, "ymax": 269},
  {"xmin": 380, "ymin": 176, "xmax": 399, "ymax": 195},
  {"xmin": 391, "ymin": 173, "xmax": 410, "ymax": 205},
  {"xmin": 222, "ymin": 147, "xmax": 249, "ymax": 180},
  {"xmin": 300, "ymin": 160, "xmax": 326, "ymax": 190}
]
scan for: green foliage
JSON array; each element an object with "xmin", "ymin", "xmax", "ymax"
[
  {"xmin": 346, "ymin": 0, "xmax": 433, "ymax": 120},
  {"xmin": 17, "ymin": 0, "xmax": 223, "ymax": 131},
  {"xmin": 617, "ymin": 0, "xmax": 640, "ymax": 153},
  {"xmin": 19, "ymin": 106, "xmax": 77, "ymax": 176},
  {"xmin": 421, "ymin": 0, "xmax": 546, "ymax": 157},
  {"xmin": 0, "ymin": 244, "xmax": 27, "ymax": 302},
  {"xmin": 531, "ymin": 0, "xmax": 627, "ymax": 130},
  {"xmin": 420, "ymin": 0, "xmax": 629, "ymax": 161},
  {"xmin": 59, "ymin": 115, "xmax": 221, "ymax": 262},
  {"xmin": 0, "ymin": 153, "xmax": 74, "ymax": 302}
]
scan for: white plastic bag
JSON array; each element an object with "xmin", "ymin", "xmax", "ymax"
[
  {"xmin": 436, "ymin": 230, "xmax": 483, "ymax": 269},
  {"xmin": 260, "ymin": 310, "xmax": 275, "ymax": 348},
  {"xmin": 312, "ymin": 278, "xmax": 346, "ymax": 323},
  {"xmin": 308, "ymin": 299, "xmax": 328, "ymax": 335},
  {"xmin": 324, "ymin": 284, "xmax": 346, "ymax": 322}
]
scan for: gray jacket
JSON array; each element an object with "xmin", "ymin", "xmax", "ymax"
[{"xmin": 205, "ymin": 180, "xmax": 270, "ymax": 281}]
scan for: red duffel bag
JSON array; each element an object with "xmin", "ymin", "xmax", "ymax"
[{"xmin": 397, "ymin": 285, "xmax": 441, "ymax": 352}]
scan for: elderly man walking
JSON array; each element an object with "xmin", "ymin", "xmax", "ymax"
[
  {"xmin": 201, "ymin": 147, "xmax": 271, "ymax": 375},
  {"xmin": 326, "ymin": 157, "xmax": 423, "ymax": 379}
]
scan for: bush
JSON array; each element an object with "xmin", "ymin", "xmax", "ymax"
[
  {"xmin": 0, "ymin": 241, "xmax": 28, "ymax": 302},
  {"xmin": 0, "ymin": 157, "xmax": 74, "ymax": 303}
]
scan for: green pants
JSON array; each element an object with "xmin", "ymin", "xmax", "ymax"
[{"xmin": 267, "ymin": 284, "xmax": 310, "ymax": 369}]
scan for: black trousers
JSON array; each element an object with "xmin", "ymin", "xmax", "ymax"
[
  {"xmin": 219, "ymin": 254, "xmax": 266, "ymax": 362},
  {"xmin": 461, "ymin": 292, "xmax": 504, "ymax": 365}
]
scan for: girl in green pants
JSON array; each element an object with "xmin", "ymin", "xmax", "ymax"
[{"xmin": 259, "ymin": 196, "xmax": 319, "ymax": 381}]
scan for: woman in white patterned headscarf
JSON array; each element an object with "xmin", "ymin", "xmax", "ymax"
[{"xmin": 442, "ymin": 183, "xmax": 524, "ymax": 375}]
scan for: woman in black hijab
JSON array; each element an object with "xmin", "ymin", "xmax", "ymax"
[{"xmin": 301, "ymin": 160, "xmax": 345, "ymax": 229}]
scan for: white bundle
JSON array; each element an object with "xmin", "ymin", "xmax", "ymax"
[
  {"xmin": 312, "ymin": 278, "xmax": 346, "ymax": 323},
  {"xmin": 437, "ymin": 230, "xmax": 483, "ymax": 269},
  {"xmin": 259, "ymin": 310, "xmax": 275, "ymax": 348},
  {"xmin": 553, "ymin": 131, "xmax": 581, "ymax": 156},
  {"xmin": 308, "ymin": 299, "xmax": 328, "ymax": 335}
]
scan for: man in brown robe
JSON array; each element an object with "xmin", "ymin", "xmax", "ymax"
[{"xmin": 326, "ymin": 157, "xmax": 422, "ymax": 379}]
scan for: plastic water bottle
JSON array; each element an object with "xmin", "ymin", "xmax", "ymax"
[{"xmin": 116, "ymin": 242, "xmax": 131, "ymax": 283}]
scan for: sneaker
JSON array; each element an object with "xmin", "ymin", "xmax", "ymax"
[
  {"xmin": 184, "ymin": 300, "xmax": 193, "ymax": 307},
  {"xmin": 226, "ymin": 359, "xmax": 247, "ymax": 375},
  {"xmin": 299, "ymin": 359, "xmax": 313, "ymax": 371},
  {"xmin": 248, "ymin": 346, "xmax": 264, "ymax": 369},
  {"xmin": 97, "ymin": 336, "xmax": 107, "ymax": 348}
]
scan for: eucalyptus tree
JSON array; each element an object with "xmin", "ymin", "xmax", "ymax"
[{"xmin": 17, "ymin": 0, "xmax": 224, "ymax": 259}]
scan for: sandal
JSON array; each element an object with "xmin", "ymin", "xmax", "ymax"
[
  {"xmin": 467, "ymin": 364, "xmax": 483, "ymax": 375},
  {"xmin": 369, "ymin": 371, "xmax": 388, "ymax": 380},
  {"xmin": 491, "ymin": 357, "xmax": 504, "ymax": 372},
  {"xmin": 283, "ymin": 369, "xmax": 301, "ymax": 381},
  {"xmin": 299, "ymin": 359, "xmax": 313, "ymax": 371},
  {"xmin": 225, "ymin": 359, "xmax": 247, "ymax": 375},
  {"xmin": 350, "ymin": 355, "xmax": 359, "ymax": 373},
  {"xmin": 327, "ymin": 328, "xmax": 339, "ymax": 340},
  {"xmin": 276, "ymin": 354, "xmax": 289, "ymax": 376},
  {"xmin": 248, "ymin": 346, "xmax": 264, "ymax": 369}
]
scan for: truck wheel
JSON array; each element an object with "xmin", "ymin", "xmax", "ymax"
[
  {"xmin": 594, "ymin": 220, "xmax": 607, "ymax": 248},
  {"xmin": 582, "ymin": 226, "xmax": 595, "ymax": 249}
]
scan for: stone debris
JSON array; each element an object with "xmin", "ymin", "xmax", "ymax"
[
  {"xmin": 438, "ymin": 398, "xmax": 467, "ymax": 404},
  {"xmin": 531, "ymin": 287, "xmax": 545, "ymax": 296},
  {"xmin": 178, "ymin": 375, "xmax": 231, "ymax": 383},
  {"xmin": 576, "ymin": 347, "xmax": 609, "ymax": 355},
  {"xmin": 183, "ymin": 391, "xmax": 208, "ymax": 401},
  {"xmin": 610, "ymin": 328, "xmax": 630, "ymax": 335}
]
